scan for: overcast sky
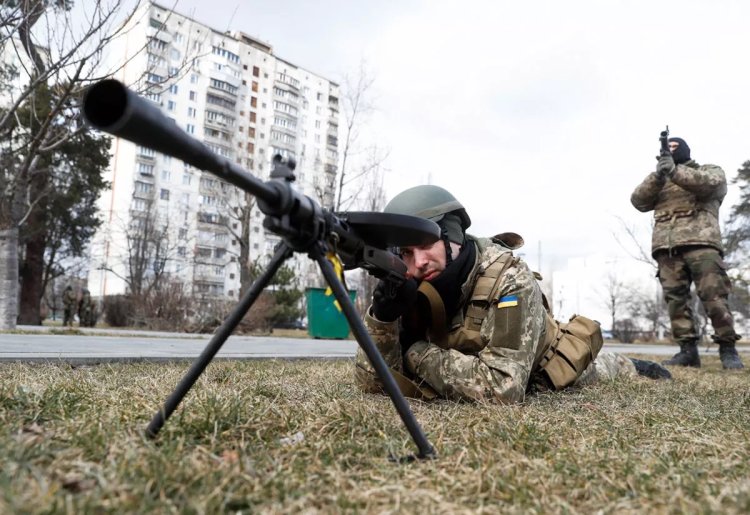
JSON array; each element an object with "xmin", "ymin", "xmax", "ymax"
[{"xmin": 159, "ymin": 0, "xmax": 750, "ymax": 275}]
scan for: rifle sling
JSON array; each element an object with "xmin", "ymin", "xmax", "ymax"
[{"xmin": 417, "ymin": 281, "xmax": 448, "ymax": 346}]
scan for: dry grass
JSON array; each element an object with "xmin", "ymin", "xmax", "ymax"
[{"xmin": 1, "ymin": 355, "xmax": 748, "ymax": 513}]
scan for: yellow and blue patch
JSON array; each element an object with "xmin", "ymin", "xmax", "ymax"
[{"xmin": 497, "ymin": 295, "xmax": 518, "ymax": 308}]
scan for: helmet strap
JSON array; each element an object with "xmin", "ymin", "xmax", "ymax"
[{"xmin": 441, "ymin": 229, "xmax": 454, "ymax": 265}]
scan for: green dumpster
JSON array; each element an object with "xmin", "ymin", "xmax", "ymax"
[{"xmin": 305, "ymin": 287, "xmax": 357, "ymax": 339}]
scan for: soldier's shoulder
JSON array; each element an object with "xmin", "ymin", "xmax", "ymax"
[
  {"xmin": 693, "ymin": 161, "xmax": 724, "ymax": 172},
  {"xmin": 472, "ymin": 237, "xmax": 512, "ymax": 263}
]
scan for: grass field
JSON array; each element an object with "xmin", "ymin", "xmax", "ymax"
[{"xmin": 1, "ymin": 355, "xmax": 748, "ymax": 513}]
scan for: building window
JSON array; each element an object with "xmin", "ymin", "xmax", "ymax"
[
  {"xmin": 169, "ymin": 84, "xmax": 178, "ymax": 94},
  {"xmin": 160, "ymin": 188, "xmax": 170, "ymax": 200},
  {"xmin": 186, "ymin": 124, "xmax": 195, "ymax": 134},
  {"xmin": 138, "ymin": 163, "xmax": 154, "ymax": 176},
  {"xmin": 252, "ymin": 66, "xmax": 259, "ymax": 77},
  {"xmin": 160, "ymin": 169, "xmax": 171, "ymax": 181},
  {"xmin": 182, "ymin": 173, "xmax": 192, "ymax": 185},
  {"xmin": 187, "ymin": 107, "xmax": 196, "ymax": 118},
  {"xmin": 249, "ymin": 112, "xmax": 256, "ymax": 123},
  {"xmin": 167, "ymin": 100, "xmax": 176, "ymax": 111},
  {"xmin": 189, "ymin": 90, "xmax": 196, "ymax": 101},
  {"xmin": 135, "ymin": 181, "xmax": 154, "ymax": 194}
]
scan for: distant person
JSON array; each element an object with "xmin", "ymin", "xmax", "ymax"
[
  {"xmin": 62, "ymin": 285, "xmax": 77, "ymax": 327},
  {"xmin": 631, "ymin": 136, "xmax": 744, "ymax": 369},
  {"xmin": 355, "ymin": 185, "xmax": 671, "ymax": 403},
  {"xmin": 78, "ymin": 288, "xmax": 96, "ymax": 327}
]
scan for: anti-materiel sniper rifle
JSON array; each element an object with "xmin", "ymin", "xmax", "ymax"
[{"xmin": 82, "ymin": 79, "xmax": 439, "ymax": 460}]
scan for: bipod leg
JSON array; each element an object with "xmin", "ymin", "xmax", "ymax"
[
  {"xmin": 311, "ymin": 243, "xmax": 436, "ymax": 460},
  {"xmin": 145, "ymin": 242, "xmax": 294, "ymax": 438}
]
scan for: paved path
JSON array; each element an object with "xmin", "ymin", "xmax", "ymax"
[{"xmin": 1, "ymin": 326, "xmax": 746, "ymax": 364}]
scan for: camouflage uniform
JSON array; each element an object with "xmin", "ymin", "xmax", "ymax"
[
  {"xmin": 78, "ymin": 289, "xmax": 95, "ymax": 327},
  {"xmin": 62, "ymin": 286, "xmax": 77, "ymax": 327},
  {"xmin": 631, "ymin": 160, "xmax": 740, "ymax": 348},
  {"xmin": 355, "ymin": 237, "xmax": 636, "ymax": 403}
]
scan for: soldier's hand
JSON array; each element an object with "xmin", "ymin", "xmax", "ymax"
[
  {"xmin": 656, "ymin": 153, "xmax": 675, "ymax": 178},
  {"xmin": 371, "ymin": 278, "xmax": 418, "ymax": 322}
]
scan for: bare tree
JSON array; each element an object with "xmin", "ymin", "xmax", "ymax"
[
  {"xmin": 324, "ymin": 61, "xmax": 389, "ymax": 213},
  {"xmin": 598, "ymin": 272, "xmax": 627, "ymax": 338},
  {"xmin": 99, "ymin": 199, "xmax": 181, "ymax": 328},
  {"xmin": 0, "ymin": 0, "xmax": 144, "ymax": 329},
  {"xmin": 612, "ymin": 215, "xmax": 657, "ymax": 269},
  {"xmin": 622, "ymin": 282, "xmax": 669, "ymax": 341},
  {"xmin": 353, "ymin": 162, "xmax": 387, "ymax": 314}
]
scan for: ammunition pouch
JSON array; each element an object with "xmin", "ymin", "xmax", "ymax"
[
  {"xmin": 654, "ymin": 208, "xmax": 696, "ymax": 223},
  {"xmin": 538, "ymin": 314, "xmax": 604, "ymax": 390},
  {"xmin": 390, "ymin": 368, "xmax": 437, "ymax": 400}
]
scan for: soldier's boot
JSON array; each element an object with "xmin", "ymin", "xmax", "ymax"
[
  {"xmin": 719, "ymin": 344, "xmax": 744, "ymax": 370},
  {"xmin": 662, "ymin": 340, "xmax": 701, "ymax": 368}
]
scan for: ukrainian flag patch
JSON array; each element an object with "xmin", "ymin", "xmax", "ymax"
[{"xmin": 497, "ymin": 295, "xmax": 518, "ymax": 308}]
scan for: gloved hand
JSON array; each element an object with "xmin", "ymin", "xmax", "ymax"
[
  {"xmin": 371, "ymin": 278, "xmax": 418, "ymax": 322},
  {"xmin": 656, "ymin": 153, "xmax": 675, "ymax": 179}
]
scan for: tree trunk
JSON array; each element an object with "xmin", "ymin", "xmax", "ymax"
[
  {"xmin": 0, "ymin": 228, "xmax": 19, "ymax": 329},
  {"xmin": 239, "ymin": 192, "xmax": 252, "ymax": 296},
  {"xmin": 17, "ymin": 228, "xmax": 45, "ymax": 325}
]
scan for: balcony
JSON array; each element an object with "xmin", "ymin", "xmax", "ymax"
[
  {"xmin": 146, "ymin": 26, "xmax": 172, "ymax": 44},
  {"xmin": 275, "ymin": 73, "xmax": 300, "ymax": 92}
]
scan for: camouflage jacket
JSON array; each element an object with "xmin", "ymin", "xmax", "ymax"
[
  {"xmin": 62, "ymin": 289, "xmax": 77, "ymax": 307},
  {"xmin": 354, "ymin": 236, "xmax": 547, "ymax": 403},
  {"xmin": 630, "ymin": 160, "xmax": 726, "ymax": 256}
]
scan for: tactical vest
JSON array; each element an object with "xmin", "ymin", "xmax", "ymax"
[{"xmin": 420, "ymin": 237, "xmax": 603, "ymax": 391}]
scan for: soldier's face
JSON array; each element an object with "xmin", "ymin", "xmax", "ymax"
[
  {"xmin": 668, "ymin": 141, "xmax": 679, "ymax": 153},
  {"xmin": 400, "ymin": 240, "xmax": 447, "ymax": 282}
]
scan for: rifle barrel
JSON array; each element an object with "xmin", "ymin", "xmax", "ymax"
[{"xmin": 83, "ymin": 79, "xmax": 279, "ymax": 206}]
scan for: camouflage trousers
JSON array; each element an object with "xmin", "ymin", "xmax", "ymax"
[{"xmin": 655, "ymin": 246, "xmax": 739, "ymax": 345}]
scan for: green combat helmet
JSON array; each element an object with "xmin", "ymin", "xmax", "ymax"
[{"xmin": 384, "ymin": 185, "xmax": 471, "ymax": 245}]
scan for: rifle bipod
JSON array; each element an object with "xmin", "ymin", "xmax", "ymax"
[
  {"xmin": 144, "ymin": 240, "xmax": 436, "ymax": 461},
  {"xmin": 83, "ymin": 78, "xmax": 438, "ymax": 461}
]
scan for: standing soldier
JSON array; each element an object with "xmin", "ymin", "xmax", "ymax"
[
  {"xmin": 78, "ymin": 288, "xmax": 94, "ymax": 327},
  {"xmin": 62, "ymin": 285, "xmax": 77, "ymax": 327},
  {"xmin": 631, "ymin": 136, "xmax": 744, "ymax": 369}
]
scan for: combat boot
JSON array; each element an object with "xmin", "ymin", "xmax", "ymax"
[
  {"xmin": 662, "ymin": 340, "xmax": 700, "ymax": 368},
  {"xmin": 719, "ymin": 344, "xmax": 745, "ymax": 370}
]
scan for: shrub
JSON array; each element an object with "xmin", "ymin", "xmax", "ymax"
[{"xmin": 103, "ymin": 295, "xmax": 133, "ymax": 327}]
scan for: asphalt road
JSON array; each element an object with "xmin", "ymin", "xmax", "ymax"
[{"xmin": 1, "ymin": 325, "xmax": 746, "ymax": 364}]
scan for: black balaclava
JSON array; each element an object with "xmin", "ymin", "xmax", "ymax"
[{"xmin": 668, "ymin": 137, "xmax": 691, "ymax": 164}]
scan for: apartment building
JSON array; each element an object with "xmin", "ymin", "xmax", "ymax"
[{"xmin": 87, "ymin": 1, "xmax": 340, "ymax": 301}]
